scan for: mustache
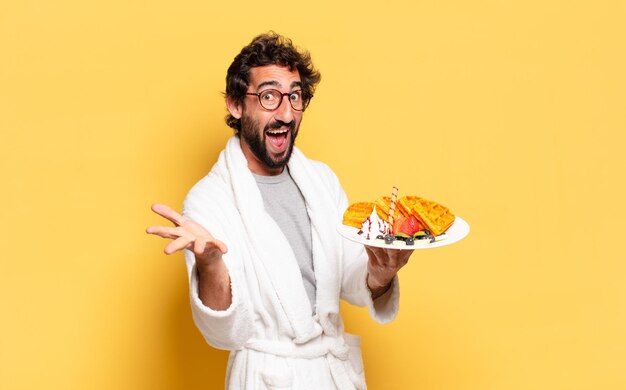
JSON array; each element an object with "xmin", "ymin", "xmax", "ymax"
[{"xmin": 266, "ymin": 120, "xmax": 296, "ymax": 132}]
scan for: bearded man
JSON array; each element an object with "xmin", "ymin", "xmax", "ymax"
[{"xmin": 147, "ymin": 32, "xmax": 412, "ymax": 389}]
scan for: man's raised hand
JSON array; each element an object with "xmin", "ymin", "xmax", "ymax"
[{"xmin": 146, "ymin": 203, "xmax": 228, "ymax": 263}]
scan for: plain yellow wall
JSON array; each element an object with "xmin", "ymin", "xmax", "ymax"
[{"xmin": 2, "ymin": 0, "xmax": 625, "ymax": 389}]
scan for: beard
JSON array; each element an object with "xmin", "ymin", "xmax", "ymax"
[{"xmin": 239, "ymin": 115, "xmax": 298, "ymax": 169}]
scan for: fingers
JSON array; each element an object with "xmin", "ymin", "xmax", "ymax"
[
  {"xmin": 193, "ymin": 239, "xmax": 205, "ymax": 254},
  {"xmin": 365, "ymin": 246, "xmax": 384, "ymax": 267},
  {"xmin": 366, "ymin": 246, "xmax": 414, "ymax": 290},
  {"xmin": 152, "ymin": 230, "xmax": 228, "ymax": 256},
  {"xmin": 381, "ymin": 248, "xmax": 412, "ymax": 268},
  {"xmin": 208, "ymin": 238, "xmax": 229, "ymax": 254},
  {"xmin": 365, "ymin": 246, "xmax": 413, "ymax": 269},
  {"xmin": 148, "ymin": 203, "xmax": 228, "ymax": 256},
  {"xmin": 146, "ymin": 225, "xmax": 182, "ymax": 239},
  {"xmin": 151, "ymin": 203, "xmax": 186, "ymax": 226},
  {"xmin": 164, "ymin": 236, "xmax": 193, "ymax": 255}
]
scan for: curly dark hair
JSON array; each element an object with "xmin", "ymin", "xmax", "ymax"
[{"xmin": 225, "ymin": 32, "xmax": 321, "ymax": 133}]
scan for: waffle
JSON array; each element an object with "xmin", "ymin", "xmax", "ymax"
[
  {"xmin": 374, "ymin": 196, "xmax": 409, "ymax": 223},
  {"xmin": 397, "ymin": 196, "xmax": 424, "ymax": 217},
  {"xmin": 342, "ymin": 202, "xmax": 375, "ymax": 228},
  {"xmin": 399, "ymin": 196, "xmax": 455, "ymax": 236}
]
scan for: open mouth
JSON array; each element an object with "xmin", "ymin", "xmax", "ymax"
[{"xmin": 265, "ymin": 127, "xmax": 289, "ymax": 150}]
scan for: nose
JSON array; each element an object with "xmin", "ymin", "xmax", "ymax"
[{"xmin": 273, "ymin": 95, "xmax": 296, "ymax": 123}]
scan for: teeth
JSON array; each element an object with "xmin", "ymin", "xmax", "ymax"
[{"xmin": 267, "ymin": 129, "xmax": 288, "ymax": 135}]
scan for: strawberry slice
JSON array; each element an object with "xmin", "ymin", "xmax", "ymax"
[
  {"xmin": 399, "ymin": 215, "xmax": 422, "ymax": 236},
  {"xmin": 392, "ymin": 216, "xmax": 406, "ymax": 235}
]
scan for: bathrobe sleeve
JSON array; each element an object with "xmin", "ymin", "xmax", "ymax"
[
  {"xmin": 185, "ymin": 252, "xmax": 254, "ymax": 350},
  {"xmin": 315, "ymin": 163, "xmax": 400, "ymax": 324},
  {"xmin": 182, "ymin": 177, "xmax": 255, "ymax": 351}
]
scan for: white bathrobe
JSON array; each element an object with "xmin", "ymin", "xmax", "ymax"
[{"xmin": 182, "ymin": 136, "xmax": 399, "ymax": 390}]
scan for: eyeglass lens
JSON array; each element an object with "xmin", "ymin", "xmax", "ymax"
[{"xmin": 258, "ymin": 90, "xmax": 304, "ymax": 111}]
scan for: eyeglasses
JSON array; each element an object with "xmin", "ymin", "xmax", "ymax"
[{"xmin": 245, "ymin": 89, "xmax": 311, "ymax": 112}]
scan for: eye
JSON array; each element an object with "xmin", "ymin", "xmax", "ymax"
[
  {"xmin": 260, "ymin": 91, "xmax": 277, "ymax": 101},
  {"xmin": 289, "ymin": 91, "xmax": 302, "ymax": 102}
]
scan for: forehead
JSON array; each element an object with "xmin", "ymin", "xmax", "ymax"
[{"xmin": 248, "ymin": 65, "xmax": 301, "ymax": 90}]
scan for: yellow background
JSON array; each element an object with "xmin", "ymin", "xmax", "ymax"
[{"xmin": 2, "ymin": 0, "xmax": 625, "ymax": 389}]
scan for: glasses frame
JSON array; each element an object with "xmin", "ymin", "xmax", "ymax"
[{"xmin": 245, "ymin": 89, "xmax": 312, "ymax": 112}]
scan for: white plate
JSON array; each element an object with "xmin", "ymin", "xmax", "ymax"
[{"xmin": 337, "ymin": 216, "xmax": 470, "ymax": 250}]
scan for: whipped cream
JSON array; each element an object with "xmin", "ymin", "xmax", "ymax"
[{"xmin": 357, "ymin": 207, "xmax": 391, "ymax": 240}]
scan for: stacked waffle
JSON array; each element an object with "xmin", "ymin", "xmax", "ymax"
[
  {"xmin": 343, "ymin": 195, "xmax": 455, "ymax": 236},
  {"xmin": 342, "ymin": 202, "xmax": 375, "ymax": 229},
  {"xmin": 397, "ymin": 196, "xmax": 455, "ymax": 236}
]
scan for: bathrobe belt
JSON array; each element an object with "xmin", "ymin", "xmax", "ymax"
[{"xmin": 243, "ymin": 336, "xmax": 366, "ymax": 390}]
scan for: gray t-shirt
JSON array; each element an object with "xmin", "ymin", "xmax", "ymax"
[{"xmin": 253, "ymin": 168, "xmax": 316, "ymax": 313}]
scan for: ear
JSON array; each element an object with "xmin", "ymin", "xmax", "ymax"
[{"xmin": 226, "ymin": 96, "xmax": 243, "ymax": 119}]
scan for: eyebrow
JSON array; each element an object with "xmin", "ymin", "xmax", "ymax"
[{"xmin": 256, "ymin": 80, "xmax": 303, "ymax": 91}]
